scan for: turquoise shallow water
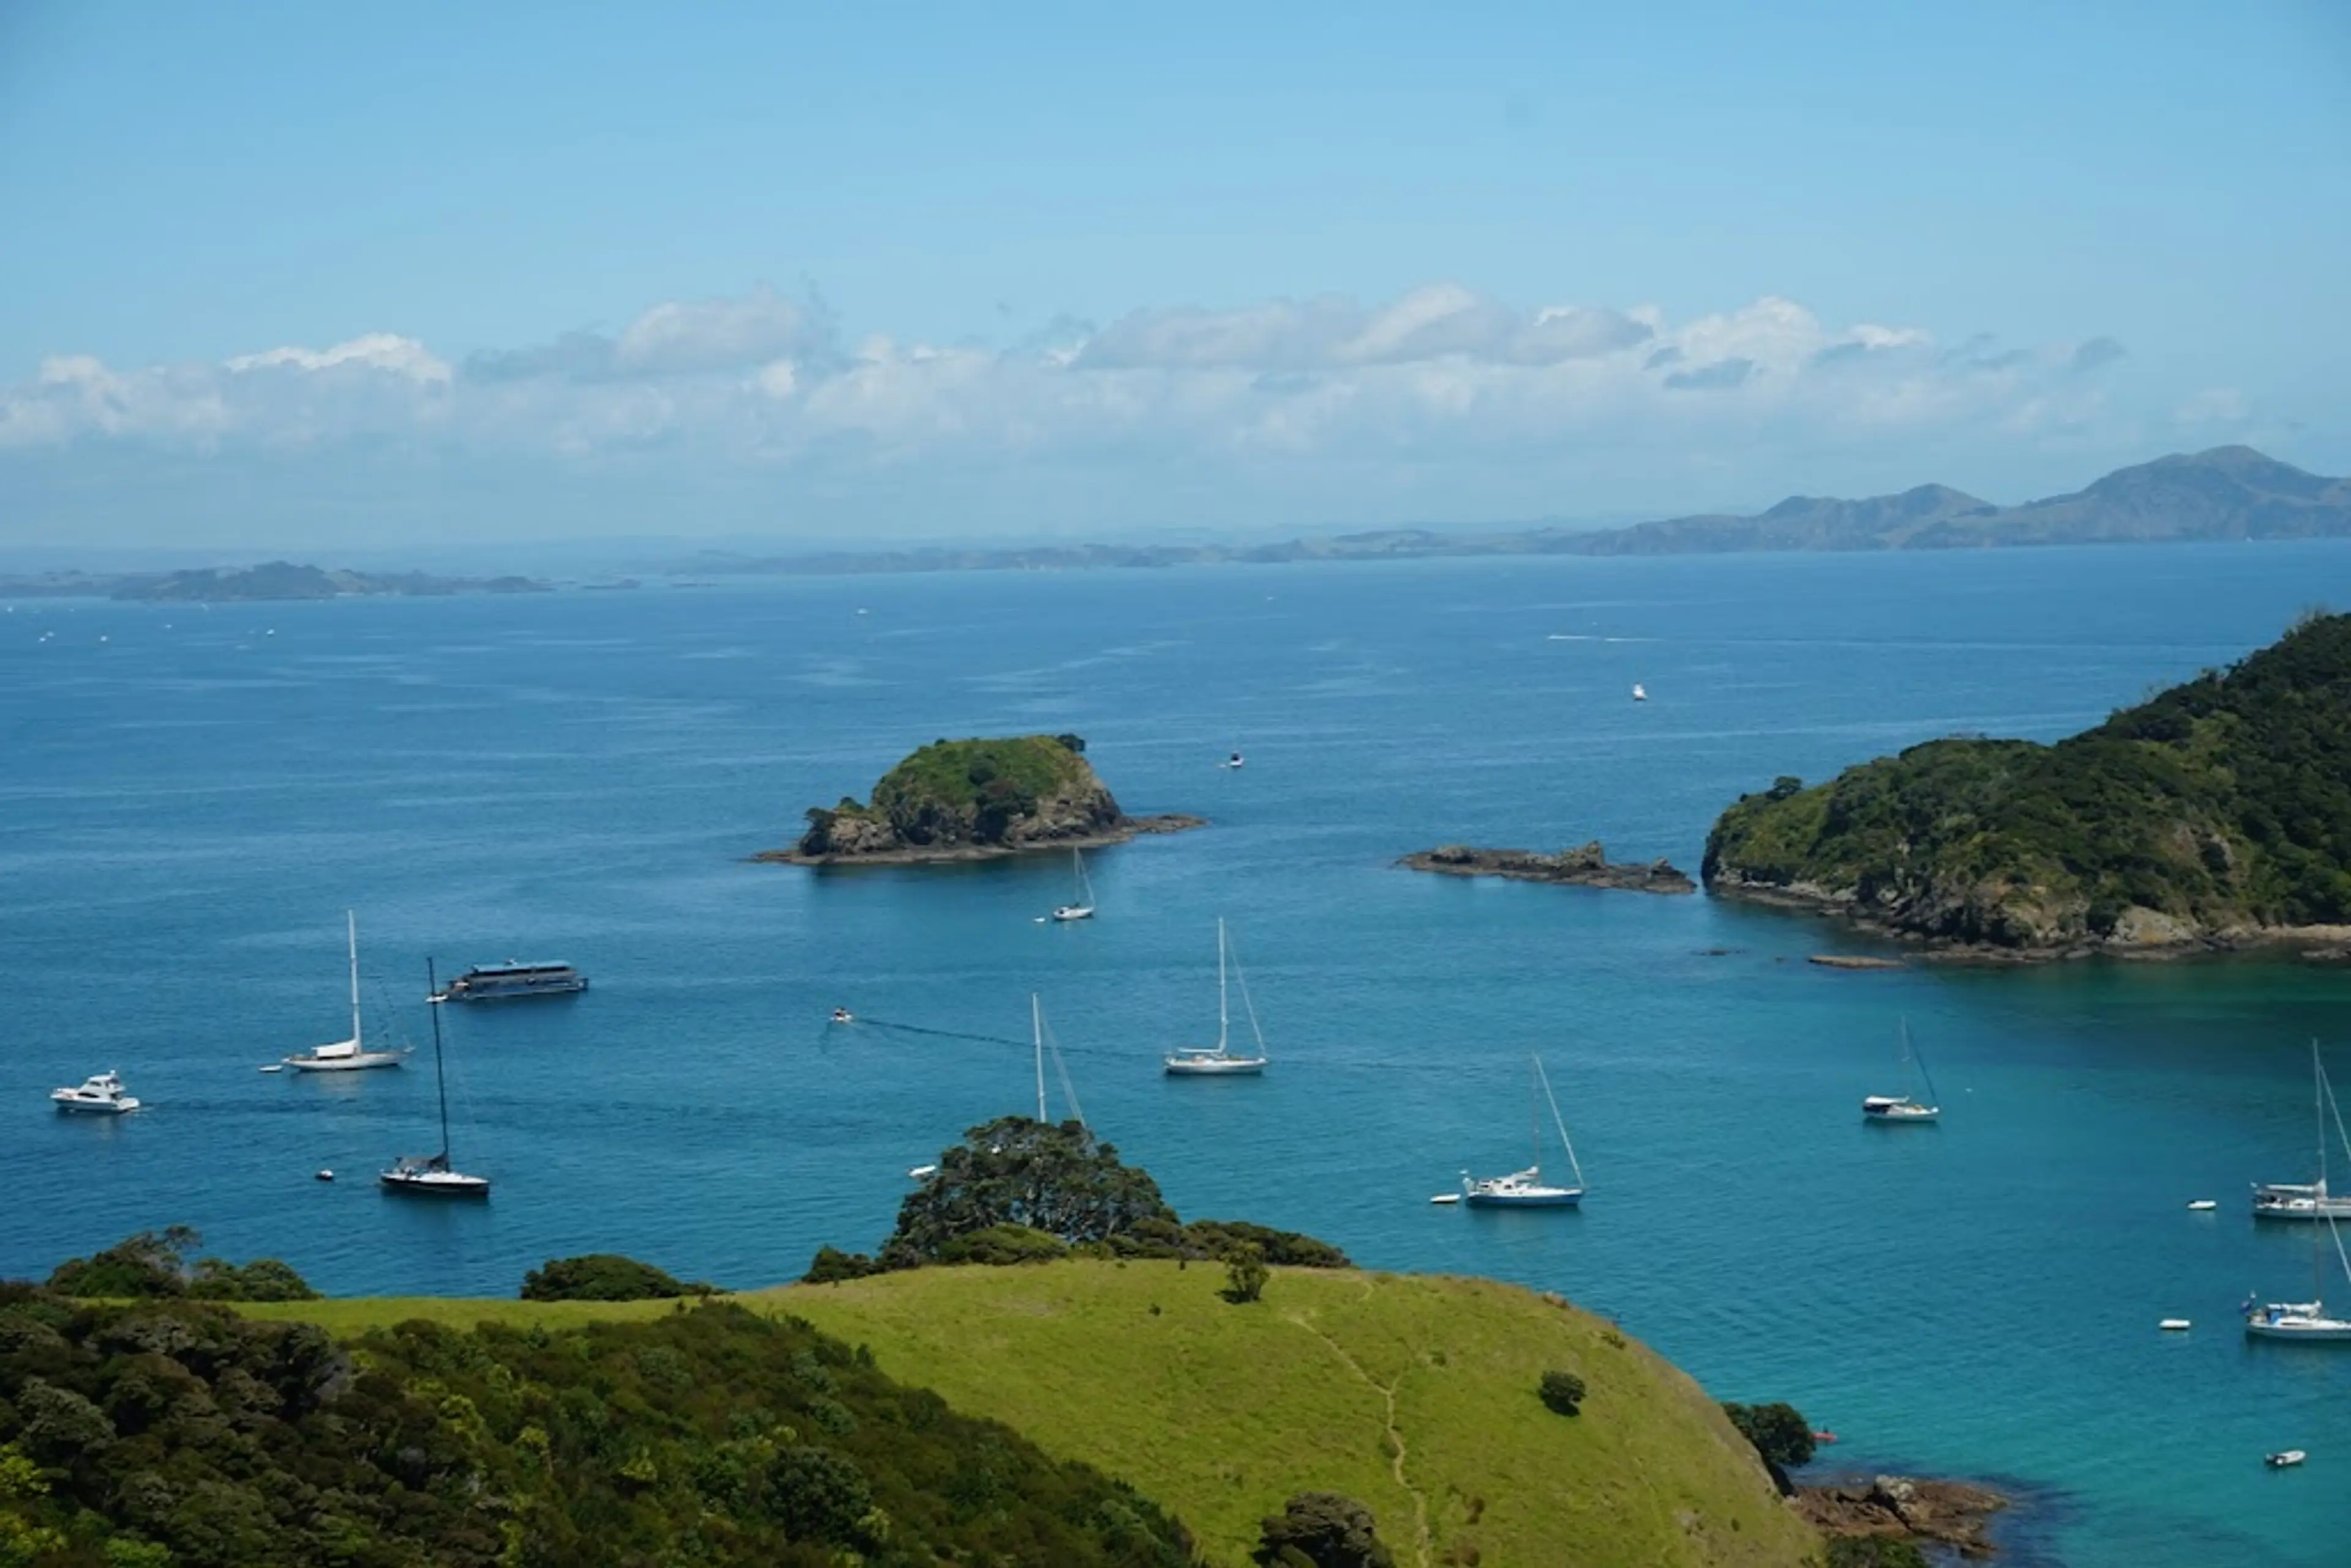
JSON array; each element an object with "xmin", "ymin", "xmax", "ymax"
[{"xmin": 6, "ymin": 544, "xmax": 2351, "ymax": 1565}]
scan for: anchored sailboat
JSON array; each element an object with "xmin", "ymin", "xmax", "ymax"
[
  {"xmin": 380, "ymin": 960, "xmax": 489, "ymax": 1197},
  {"xmin": 1462, "ymin": 1055, "xmax": 1587, "ymax": 1207},
  {"xmin": 1164, "ymin": 918, "xmax": 1270, "ymax": 1076},
  {"xmin": 284, "ymin": 912, "xmax": 409, "ymax": 1072},
  {"xmin": 1862, "ymin": 1018, "xmax": 1940, "ymax": 1123},
  {"xmin": 2253, "ymin": 1041, "xmax": 2351, "ymax": 1220},
  {"xmin": 1051, "ymin": 848, "xmax": 1097, "ymax": 922},
  {"xmin": 2244, "ymin": 1045, "xmax": 2351, "ymax": 1340},
  {"xmin": 1032, "ymin": 992, "xmax": 1089, "ymax": 1130}
]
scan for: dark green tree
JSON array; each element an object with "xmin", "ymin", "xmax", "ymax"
[
  {"xmin": 1222, "ymin": 1243, "xmax": 1269, "ymax": 1304},
  {"xmin": 883, "ymin": 1116, "xmax": 1176, "ymax": 1264},
  {"xmin": 1253, "ymin": 1492, "xmax": 1395, "ymax": 1568},
  {"xmin": 1723, "ymin": 1400, "xmax": 1816, "ymax": 1493},
  {"xmin": 520, "ymin": 1253, "xmax": 697, "ymax": 1301},
  {"xmin": 1537, "ymin": 1370, "xmax": 1586, "ymax": 1416}
]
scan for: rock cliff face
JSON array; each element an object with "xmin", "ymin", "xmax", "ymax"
[
  {"xmin": 1703, "ymin": 612, "xmax": 2351, "ymax": 958},
  {"xmin": 1401, "ymin": 842, "xmax": 1696, "ymax": 894},
  {"xmin": 767, "ymin": 735, "xmax": 1201, "ymax": 864}
]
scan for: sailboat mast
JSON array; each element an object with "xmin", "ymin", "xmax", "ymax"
[
  {"xmin": 2317, "ymin": 1040, "xmax": 2329, "ymax": 1196},
  {"xmin": 347, "ymin": 910, "xmax": 362, "ymax": 1046},
  {"xmin": 428, "ymin": 958, "xmax": 451, "ymax": 1160},
  {"xmin": 1217, "ymin": 918, "xmax": 1229, "ymax": 1056},
  {"xmin": 1033, "ymin": 993, "xmax": 1047, "ymax": 1122},
  {"xmin": 1531, "ymin": 1056, "xmax": 1542, "ymax": 1169}
]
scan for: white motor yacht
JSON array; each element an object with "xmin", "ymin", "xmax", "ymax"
[{"xmin": 51, "ymin": 1070, "xmax": 140, "ymax": 1115}]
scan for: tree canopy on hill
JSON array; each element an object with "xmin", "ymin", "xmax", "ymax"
[
  {"xmin": 519, "ymin": 1254, "xmax": 702, "ymax": 1302},
  {"xmin": 1704, "ymin": 610, "xmax": 2351, "ymax": 950},
  {"xmin": 45, "ymin": 1227, "xmax": 318, "ymax": 1303},
  {"xmin": 798, "ymin": 735, "xmax": 1111, "ymax": 854},
  {"xmin": 0, "ymin": 1284, "xmax": 1194, "ymax": 1567},
  {"xmin": 806, "ymin": 1116, "xmax": 1350, "ymax": 1280}
]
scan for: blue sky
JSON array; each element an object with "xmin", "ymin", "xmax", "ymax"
[{"xmin": 1, "ymin": 0, "xmax": 2346, "ymax": 551}]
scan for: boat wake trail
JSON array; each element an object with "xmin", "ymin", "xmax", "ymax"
[{"xmin": 847, "ymin": 1016, "xmax": 1036, "ymax": 1051}]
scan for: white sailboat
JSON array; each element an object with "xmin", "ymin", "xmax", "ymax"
[
  {"xmin": 2245, "ymin": 1045, "xmax": 2351, "ymax": 1340},
  {"xmin": 1031, "ymin": 992, "xmax": 1089, "ymax": 1130},
  {"xmin": 1051, "ymin": 848, "xmax": 1097, "ymax": 922},
  {"xmin": 1163, "ymin": 918, "xmax": 1270, "ymax": 1076},
  {"xmin": 1862, "ymin": 1019, "xmax": 1940, "ymax": 1123},
  {"xmin": 380, "ymin": 959, "xmax": 489, "ymax": 1197},
  {"xmin": 283, "ymin": 912, "xmax": 410, "ymax": 1072},
  {"xmin": 2253, "ymin": 1041, "xmax": 2351, "ymax": 1220},
  {"xmin": 1462, "ymin": 1055, "xmax": 1587, "ymax": 1207}
]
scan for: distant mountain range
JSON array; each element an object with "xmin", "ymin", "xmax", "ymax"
[
  {"xmin": 681, "ymin": 445, "xmax": 2350, "ymax": 574},
  {"xmin": 7, "ymin": 448, "xmax": 2345, "ymax": 595}
]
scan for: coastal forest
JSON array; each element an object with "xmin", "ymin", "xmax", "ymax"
[{"xmin": 1704, "ymin": 609, "xmax": 2351, "ymax": 950}]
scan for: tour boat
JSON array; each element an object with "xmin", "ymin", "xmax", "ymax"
[
  {"xmin": 1862, "ymin": 1019, "xmax": 1940, "ymax": 1123},
  {"xmin": 1164, "ymin": 918, "xmax": 1270, "ymax": 1076},
  {"xmin": 51, "ymin": 1070, "xmax": 140, "ymax": 1115},
  {"xmin": 1461, "ymin": 1055, "xmax": 1587, "ymax": 1207},
  {"xmin": 380, "ymin": 959, "xmax": 489, "ymax": 1198},
  {"xmin": 1051, "ymin": 848, "xmax": 1097, "ymax": 922},
  {"xmin": 435, "ymin": 959, "xmax": 588, "ymax": 1002},
  {"xmin": 283, "ymin": 913, "xmax": 409, "ymax": 1072}
]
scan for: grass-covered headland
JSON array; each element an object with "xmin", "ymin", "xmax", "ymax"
[{"xmin": 1704, "ymin": 609, "xmax": 2351, "ymax": 955}]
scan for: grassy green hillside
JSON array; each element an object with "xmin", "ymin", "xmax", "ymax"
[
  {"xmin": 784, "ymin": 1262, "xmax": 1816, "ymax": 1568},
  {"xmin": 241, "ymin": 1264, "xmax": 1817, "ymax": 1567},
  {"xmin": 1704, "ymin": 609, "xmax": 2351, "ymax": 951}
]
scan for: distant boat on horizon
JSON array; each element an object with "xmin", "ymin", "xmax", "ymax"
[{"xmin": 283, "ymin": 912, "xmax": 409, "ymax": 1073}]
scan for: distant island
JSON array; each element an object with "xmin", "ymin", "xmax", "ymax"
[
  {"xmin": 0, "ymin": 560, "xmax": 549, "ymax": 601},
  {"xmin": 1703, "ymin": 610, "xmax": 2351, "ymax": 959},
  {"xmin": 762, "ymin": 734, "xmax": 1202, "ymax": 865},
  {"xmin": 676, "ymin": 445, "xmax": 2349, "ymax": 578},
  {"xmin": 1402, "ymin": 841, "xmax": 1697, "ymax": 894}
]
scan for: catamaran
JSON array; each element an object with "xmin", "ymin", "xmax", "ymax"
[
  {"xmin": 380, "ymin": 960, "xmax": 489, "ymax": 1198},
  {"xmin": 283, "ymin": 912, "xmax": 409, "ymax": 1072},
  {"xmin": 1164, "ymin": 918, "xmax": 1270, "ymax": 1076},
  {"xmin": 1862, "ymin": 1019, "xmax": 1940, "ymax": 1123},
  {"xmin": 2253, "ymin": 1041, "xmax": 2351, "ymax": 1220},
  {"xmin": 1051, "ymin": 848, "xmax": 1097, "ymax": 922},
  {"xmin": 1461, "ymin": 1055, "xmax": 1587, "ymax": 1207}
]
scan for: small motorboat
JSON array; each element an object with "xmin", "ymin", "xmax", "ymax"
[
  {"xmin": 315, "ymin": 1169, "xmax": 335, "ymax": 1182},
  {"xmin": 2188, "ymin": 1199, "xmax": 2218, "ymax": 1211},
  {"xmin": 830, "ymin": 1008, "xmax": 855, "ymax": 1024},
  {"xmin": 1428, "ymin": 1192, "xmax": 1461, "ymax": 1206},
  {"xmin": 2159, "ymin": 1318, "xmax": 2192, "ymax": 1331},
  {"xmin": 258, "ymin": 1062, "xmax": 285, "ymax": 1074},
  {"xmin": 1812, "ymin": 1431, "xmax": 1839, "ymax": 1444},
  {"xmin": 1632, "ymin": 683, "xmax": 1648, "ymax": 702},
  {"xmin": 1224, "ymin": 751, "xmax": 1245, "ymax": 768},
  {"xmin": 51, "ymin": 1070, "xmax": 141, "ymax": 1115},
  {"xmin": 907, "ymin": 1164, "xmax": 938, "ymax": 1180},
  {"xmin": 2266, "ymin": 1449, "xmax": 2306, "ymax": 1469}
]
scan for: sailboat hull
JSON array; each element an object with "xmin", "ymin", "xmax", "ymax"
[
  {"xmin": 285, "ymin": 1053, "xmax": 406, "ymax": 1072},
  {"xmin": 2244, "ymin": 1318, "xmax": 2351, "ymax": 1341},
  {"xmin": 1163, "ymin": 1054, "xmax": 1266, "ymax": 1076},
  {"xmin": 1051, "ymin": 906, "xmax": 1094, "ymax": 922},
  {"xmin": 1463, "ymin": 1188, "xmax": 1582, "ymax": 1208},
  {"xmin": 379, "ymin": 1169, "xmax": 490, "ymax": 1198}
]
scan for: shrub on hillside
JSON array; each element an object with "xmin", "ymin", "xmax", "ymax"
[
  {"xmin": 519, "ymin": 1253, "xmax": 701, "ymax": 1302},
  {"xmin": 1221, "ymin": 1243, "xmax": 1269, "ymax": 1304},
  {"xmin": 1723, "ymin": 1400, "xmax": 1816, "ymax": 1493},
  {"xmin": 1824, "ymin": 1538, "xmax": 1930, "ymax": 1568},
  {"xmin": 1537, "ymin": 1370, "xmax": 1586, "ymax": 1416},
  {"xmin": 47, "ymin": 1226, "xmax": 317, "ymax": 1301},
  {"xmin": 803, "ymin": 1245, "xmax": 880, "ymax": 1284},
  {"xmin": 935, "ymin": 1223, "xmax": 1071, "ymax": 1267},
  {"xmin": 1253, "ymin": 1491, "xmax": 1395, "ymax": 1568}
]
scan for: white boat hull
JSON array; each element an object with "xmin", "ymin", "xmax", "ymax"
[
  {"xmin": 1051, "ymin": 906, "xmax": 1094, "ymax": 922},
  {"xmin": 1862, "ymin": 1098, "xmax": 1939, "ymax": 1123},
  {"xmin": 1164, "ymin": 1054, "xmax": 1267, "ymax": 1076},
  {"xmin": 285, "ymin": 1053, "xmax": 407, "ymax": 1072},
  {"xmin": 1463, "ymin": 1187, "xmax": 1583, "ymax": 1208},
  {"xmin": 51, "ymin": 1095, "xmax": 139, "ymax": 1115},
  {"xmin": 380, "ymin": 1168, "xmax": 490, "ymax": 1197},
  {"xmin": 2246, "ymin": 1318, "xmax": 2351, "ymax": 1341}
]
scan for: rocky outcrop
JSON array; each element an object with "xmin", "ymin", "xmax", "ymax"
[
  {"xmin": 1400, "ymin": 841, "xmax": 1696, "ymax": 894},
  {"xmin": 760, "ymin": 735, "xmax": 1203, "ymax": 865},
  {"xmin": 1795, "ymin": 1475, "xmax": 2009, "ymax": 1559}
]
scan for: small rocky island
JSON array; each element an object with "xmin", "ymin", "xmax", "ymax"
[
  {"xmin": 762, "ymin": 733, "xmax": 1203, "ymax": 865},
  {"xmin": 1400, "ymin": 841, "xmax": 1697, "ymax": 894},
  {"xmin": 1704, "ymin": 610, "xmax": 2351, "ymax": 959}
]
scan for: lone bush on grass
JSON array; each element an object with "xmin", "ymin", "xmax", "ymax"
[
  {"xmin": 1537, "ymin": 1370, "xmax": 1586, "ymax": 1416},
  {"xmin": 1222, "ymin": 1242, "xmax": 1269, "ymax": 1304},
  {"xmin": 1253, "ymin": 1491, "xmax": 1395, "ymax": 1568}
]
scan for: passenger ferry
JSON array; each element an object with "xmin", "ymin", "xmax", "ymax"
[{"xmin": 436, "ymin": 960, "xmax": 590, "ymax": 1002}]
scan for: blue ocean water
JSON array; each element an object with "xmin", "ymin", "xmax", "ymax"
[{"xmin": 6, "ymin": 544, "xmax": 2351, "ymax": 1566}]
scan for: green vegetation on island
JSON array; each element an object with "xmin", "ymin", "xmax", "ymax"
[
  {"xmin": 519, "ymin": 1253, "xmax": 707, "ymax": 1303},
  {"xmin": 774, "ymin": 734, "xmax": 1202, "ymax": 862},
  {"xmin": 1704, "ymin": 610, "xmax": 2351, "ymax": 954}
]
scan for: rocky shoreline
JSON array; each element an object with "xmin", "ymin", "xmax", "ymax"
[
  {"xmin": 757, "ymin": 812, "xmax": 1205, "ymax": 866},
  {"xmin": 1707, "ymin": 876, "xmax": 2351, "ymax": 964},
  {"xmin": 1795, "ymin": 1474, "xmax": 2011, "ymax": 1559},
  {"xmin": 1400, "ymin": 841, "xmax": 1696, "ymax": 895}
]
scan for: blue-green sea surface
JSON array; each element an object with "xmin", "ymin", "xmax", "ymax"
[{"xmin": 6, "ymin": 543, "xmax": 2351, "ymax": 1565}]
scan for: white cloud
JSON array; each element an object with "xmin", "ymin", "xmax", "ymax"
[
  {"xmin": 0, "ymin": 284, "xmax": 2134, "ymax": 515},
  {"xmin": 2175, "ymin": 386, "xmax": 2248, "ymax": 426}
]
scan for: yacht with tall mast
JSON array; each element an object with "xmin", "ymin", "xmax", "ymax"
[
  {"xmin": 1163, "ymin": 918, "xmax": 1270, "ymax": 1076},
  {"xmin": 1461, "ymin": 1055, "xmax": 1587, "ymax": 1207},
  {"xmin": 1862, "ymin": 1019, "xmax": 1940, "ymax": 1123},
  {"xmin": 1051, "ymin": 848, "xmax": 1097, "ymax": 922},
  {"xmin": 380, "ymin": 960, "xmax": 489, "ymax": 1198},
  {"xmin": 283, "ymin": 912, "xmax": 408, "ymax": 1072},
  {"xmin": 2253, "ymin": 1041, "xmax": 2351, "ymax": 1220}
]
